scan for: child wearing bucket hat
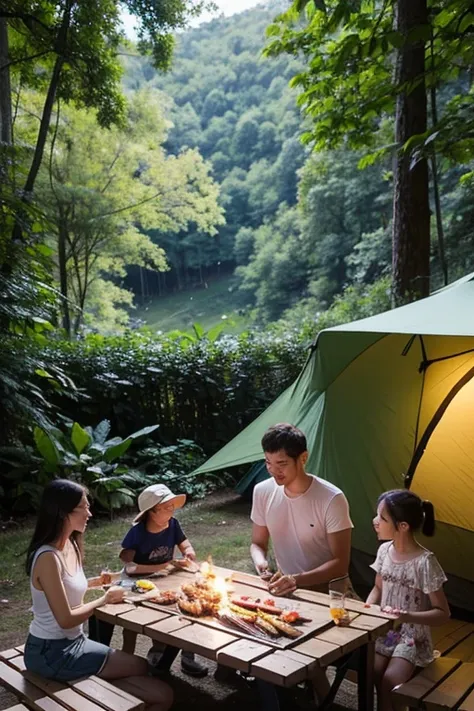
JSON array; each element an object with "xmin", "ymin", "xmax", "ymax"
[{"xmin": 119, "ymin": 483, "xmax": 208, "ymax": 678}]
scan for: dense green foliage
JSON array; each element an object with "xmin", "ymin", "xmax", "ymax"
[
  {"xmin": 121, "ymin": 1, "xmax": 474, "ymax": 323},
  {"xmin": 40, "ymin": 331, "xmax": 306, "ymax": 447},
  {"xmin": 121, "ymin": 2, "xmax": 308, "ymax": 306},
  {"xmin": 0, "ymin": 328, "xmax": 306, "ymax": 513},
  {"xmin": 1, "ymin": 1, "xmax": 474, "ymax": 517},
  {"xmin": 264, "ymin": 0, "xmax": 474, "ymax": 303}
]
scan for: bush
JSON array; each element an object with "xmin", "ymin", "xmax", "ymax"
[
  {"xmin": 126, "ymin": 439, "xmax": 234, "ymax": 499},
  {"xmin": 40, "ymin": 330, "xmax": 306, "ymax": 454}
]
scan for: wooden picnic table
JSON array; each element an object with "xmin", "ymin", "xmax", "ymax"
[{"xmin": 95, "ymin": 566, "xmax": 393, "ymax": 711}]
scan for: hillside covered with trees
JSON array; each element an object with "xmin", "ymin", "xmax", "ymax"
[{"xmin": 120, "ymin": 0, "xmax": 474, "ymax": 327}]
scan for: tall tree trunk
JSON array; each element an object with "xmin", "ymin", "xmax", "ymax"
[
  {"xmin": 58, "ymin": 222, "xmax": 71, "ymax": 336},
  {"xmin": 139, "ymin": 266, "xmax": 145, "ymax": 304},
  {"xmin": 392, "ymin": 0, "xmax": 430, "ymax": 305},
  {"xmin": 11, "ymin": 0, "xmax": 73, "ymax": 247},
  {"xmin": 0, "ymin": 17, "xmax": 12, "ymax": 147},
  {"xmin": 0, "ymin": 17, "xmax": 12, "ymax": 275},
  {"xmin": 429, "ymin": 80, "xmax": 447, "ymax": 286}
]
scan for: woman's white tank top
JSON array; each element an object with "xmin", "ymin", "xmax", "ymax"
[{"xmin": 29, "ymin": 544, "xmax": 87, "ymax": 640}]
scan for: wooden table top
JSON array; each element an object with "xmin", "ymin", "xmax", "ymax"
[{"xmin": 95, "ymin": 566, "xmax": 392, "ymax": 687}]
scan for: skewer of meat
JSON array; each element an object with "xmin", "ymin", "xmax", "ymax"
[
  {"xmin": 228, "ymin": 603, "xmax": 258, "ymax": 622},
  {"xmin": 257, "ymin": 610, "xmax": 303, "ymax": 638},
  {"xmin": 218, "ymin": 611, "xmax": 275, "ymax": 641},
  {"xmin": 230, "ymin": 595, "xmax": 285, "ymax": 615},
  {"xmin": 255, "ymin": 616, "xmax": 280, "ymax": 637}
]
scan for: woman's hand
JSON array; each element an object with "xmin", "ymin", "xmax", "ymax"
[
  {"xmin": 268, "ymin": 571, "xmax": 297, "ymax": 597},
  {"xmin": 104, "ymin": 585, "xmax": 126, "ymax": 604}
]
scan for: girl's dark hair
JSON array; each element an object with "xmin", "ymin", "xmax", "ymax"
[
  {"xmin": 261, "ymin": 423, "xmax": 307, "ymax": 459},
  {"xmin": 26, "ymin": 479, "xmax": 87, "ymax": 575},
  {"xmin": 378, "ymin": 489, "xmax": 436, "ymax": 537}
]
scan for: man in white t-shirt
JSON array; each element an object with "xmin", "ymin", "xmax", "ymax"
[{"xmin": 251, "ymin": 422, "xmax": 354, "ymax": 597}]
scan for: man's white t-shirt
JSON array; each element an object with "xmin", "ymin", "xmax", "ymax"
[{"xmin": 251, "ymin": 475, "xmax": 353, "ymax": 575}]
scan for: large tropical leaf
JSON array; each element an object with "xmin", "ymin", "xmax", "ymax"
[
  {"xmin": 34, "ymin": 427, "xmax": 60, "ymax": 467},
  {"xmin": 71, "ymin": 422, "xmax": 91, "ymax": 455},
  {"xmin": 103, "ymin": 438, "xmax": 132, "ymax": 462},
  {"xmin": 127, "ymin": 425, "xmax": 159, "ymax": 440},
  {"xmin": 93, "ymin": 419, "xmax": 111, "ymax": 445}
]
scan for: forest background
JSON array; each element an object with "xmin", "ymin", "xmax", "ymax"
[{"xmin": 1, "ymin": 0, "xmax": 473, "ymax": 515}]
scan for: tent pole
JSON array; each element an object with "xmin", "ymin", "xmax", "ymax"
[{"xmin": 404, "ymin": 364, "xmax": 474, "ymax": 488}]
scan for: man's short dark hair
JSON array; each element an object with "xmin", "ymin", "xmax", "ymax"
[{"xmin": 261, "ymin": 423, "xmax": 307, "ymax": 459}]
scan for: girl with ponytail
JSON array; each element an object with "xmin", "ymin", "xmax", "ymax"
[{"xmin": 366, "ymin": 489, "xmax": 450, "ymax": 711}]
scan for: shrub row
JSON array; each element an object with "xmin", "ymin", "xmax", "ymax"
[{"xmin": 43, "ymin": 330, "xmax": 308, "ymax": 454}]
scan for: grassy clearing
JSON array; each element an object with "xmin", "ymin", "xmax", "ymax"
[
  {"xmin": 0, "ymin": 491, "xmax": 255, "ymax": 648},
  {"xmin": 134, "ymin": 276, "xmax": 250, "ymax": 333}
]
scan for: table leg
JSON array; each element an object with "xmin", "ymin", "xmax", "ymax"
[
  {"xmin": 122, "ymin": 628, "xmax": 137, "ymax": 654},
  {"xmin": 358, "ymin": 641, "xmax": 375, "ymax": 711},
  {"xmin": 255, "ymin": 680, "xmax": 281, "ymax": 711}
]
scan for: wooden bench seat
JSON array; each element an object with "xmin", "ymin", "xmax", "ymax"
[
  {"xmin": 0, "ymin": 648, "xmax": 144, "ymax": 711},
  {"xmin": 392, "ymin": 620, "xmax": 474, "ymax": 710}
]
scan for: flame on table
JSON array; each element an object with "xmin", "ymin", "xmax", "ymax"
[
  {"xmin": 200, "ymin": 556, "xmax": 216, "ymax": 579},
  {"xmin": 196, "ymin": 557, "xmax": 232, "ymax": 612},
  {"xmin": 213, "ymin": 576, "xmax": 230, "ymax": 608}
]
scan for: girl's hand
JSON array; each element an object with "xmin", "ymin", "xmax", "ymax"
[
  {"xmin": 185, "ymin": 550, "xmax": 197, "ymax": 562},
  {"xmin": 104, "ymin": 586, "xmax": 126, "ymax": 604},
  {"xmin": 381, "ymin": 606, "xmax": 409, "ymax": 626}
]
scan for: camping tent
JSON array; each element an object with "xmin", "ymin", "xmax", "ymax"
[{"xmin": 195, "ymin": 272, "xmax": 474, "ymax": 611}]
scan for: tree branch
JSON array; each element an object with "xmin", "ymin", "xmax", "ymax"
[
  {"xmin": 0, "ymin": 11, "xmax": 53, "ymax": 34},
  {"xmin": 88, "ymin": 185, "xmax": 180, "ymax": 221},
  {"xmin": 2, "ymin": 50, "xmax": 52, "ymax": 69}
]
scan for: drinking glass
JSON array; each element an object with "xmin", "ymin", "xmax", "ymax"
[
  {"xmin": 329, "ymin": 589, "xmax": 349, "ymax": 625},
  {"xmin": 101, "ymin": 567, "xmax": 112, "ymax": 590}
]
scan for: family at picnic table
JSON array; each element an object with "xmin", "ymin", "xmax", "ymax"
[{"xmin": 24, "ymin": 423, "xmax": 451, "ymax": 711}]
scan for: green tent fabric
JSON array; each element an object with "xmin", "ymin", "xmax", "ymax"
[
  {"xmin": 235, "ymin": 460, "xmax": 269, "ymax": 499},
  {"xmin": 195, "ymin": 273, "xmax": 474, "ymax": 611}
]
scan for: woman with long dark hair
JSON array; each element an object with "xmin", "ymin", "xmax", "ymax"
[{"xmin": 24, "ymin": 479, "xmax": 173, "ymax": 711}]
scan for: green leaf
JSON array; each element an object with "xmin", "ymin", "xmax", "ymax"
[
  {"xmin": 71, "ymin": 423, "xmax": 91, "ymax": 455},
  {"xmin": 36, "ymin": 243, "xmax": 54, "ymax": 257},
  {"xmin": 459, "ymin": 13, "xmax": 474, "ymax": 34},
  {"xmin": 386, "ymin": 31, "xmax": 404, "ymax": 49},
  {"xmin": 266, "ymin": 23, "xmax": 281, "ymax": 37},
  {"xmin": 93, "ymin": 419, "xmax": 111, "ymax": 444},
  {"xmin": 128, "ymin": 424, "xmax": 159, "ymax": 440},
  {"xmin": 35, "ymin": 368, "xmax": 54, "ymax": 379},
  {"xmin": 34, "ymin": 427, "xmax": 60, "ymax": 467},
  {"xmin": 192, "ymin": 322, "xmax": 205, "ymax": 339},
  {"xmin": 86, "ymin": 465, "xmax": 104, "ymax": 476},
  {"xmin": 103, "ymin": 439, "xmax": 132, "ymax": 462},
  {"xmin": 207, "ymin": 323, "xmax": 225, "ymax": 343},
  {"xmin": 407, "ymin": 24, "xmax": 432, "ymax": 43}
]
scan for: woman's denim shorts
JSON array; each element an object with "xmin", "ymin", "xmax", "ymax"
[{"xmin": 24, "ymin": 633, "xmax": 110, "ymax": 681}]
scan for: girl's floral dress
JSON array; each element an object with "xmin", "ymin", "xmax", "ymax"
[{"xmin": 371, "ymin": 541, "xmax": 447, "ymax": 667}]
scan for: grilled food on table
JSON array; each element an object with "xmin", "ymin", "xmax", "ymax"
[
  {"xmin": 149, "ymin": 589, "xmax": 180, "ymax": 604},
  {"xmin": 178, "ymin": 597, "xmax": 203, "ymax": 616},
  {"xmin": 228, "ymin": 603, "xmax": 258, "ymax": 622},
  {"xmin": 143, "ymin": 574, "xmax": 307, "ymax": 640},
  {"xmin": 132, "ymin": 579, "xmax": 157, "ymax": 593},
  {"xmin": 230, "ymin": 594, "xmax": 285, "ymax": 615},
  {"xmin": 255, "ymin": 616, "xmax": 280, "ymax": 636},
  {"xmin": 258, "ymin": 610, "xmax": 303, "ymax": 638}
]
